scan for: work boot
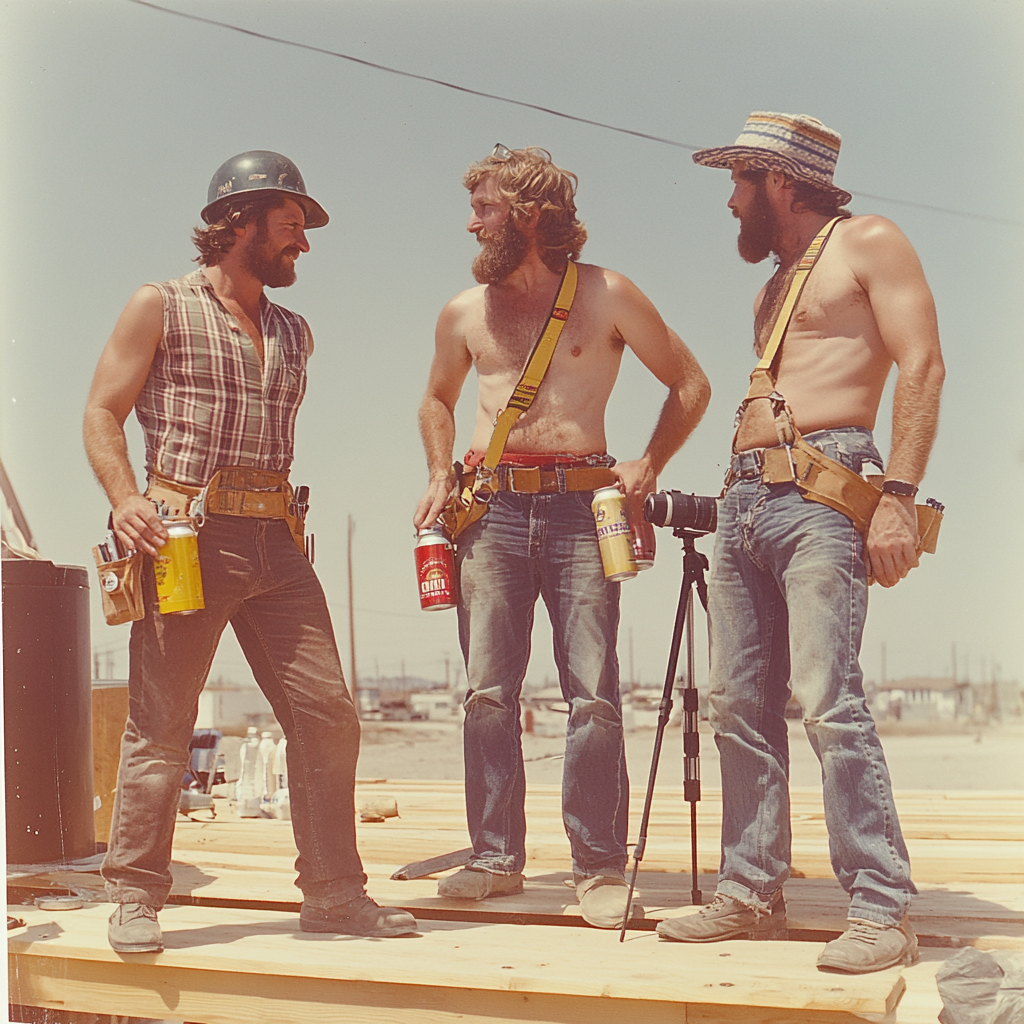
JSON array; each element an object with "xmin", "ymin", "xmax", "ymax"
[
  {"xmin": 817, "ymin": 915, "xmax": 919, "ymax": 973},
  {"xmin": 437, "ymin": 867, "xmax": 524, "ymax": 900},
  {"xmin": 657, "ymin": 890, "xmax": 787, "ymax": 942},
  {"xmin": 107, "ymin": 902, "xmax": 163, "ymax": 953},
  {"xmin": 300, "ymin": 895, "xmax": 418, "ymax": 937},
  {"xmin": 576, "ymin": 875, "xmax": 644, "ymax": 929}
]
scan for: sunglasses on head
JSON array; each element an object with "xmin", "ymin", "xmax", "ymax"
[{"xmin": 490, "ymin": 143, "xmax": 513, "ymax": 161}]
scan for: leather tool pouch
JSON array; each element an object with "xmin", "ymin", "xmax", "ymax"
[
  {"xmin": 438, "ymin": 463, "xmax": 489, "ymax": 542},
  {"xmin": 93, "ymin": 547, "xmax": 145, "ymax": 625},
  {"xmin": 761, "ymin": 438, "xmax": 943, "ymax": 558}
]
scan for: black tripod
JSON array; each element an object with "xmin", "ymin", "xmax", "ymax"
[{"xmin": 619, "ymin": 528, "xmax": 710, "ymax": 941}]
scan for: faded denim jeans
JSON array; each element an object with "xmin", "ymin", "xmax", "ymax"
[
  {"xmin": 456, "ymin": 491, "xmax": 628, "ymax": 880},
  {"xmin": 708, "ymin": 427, "xmax": 915, "ymax": 925},
  {"xmin": 102, "ymin": 514, "xmax": 366, "ymax": 909}
]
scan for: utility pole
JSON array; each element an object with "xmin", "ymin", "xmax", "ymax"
[{"xmin": 347, "ymin": 514, "xmax": 358, "ymax": 716}]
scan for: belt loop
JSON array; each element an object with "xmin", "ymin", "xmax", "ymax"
[
  {"xmin": 555, "ymin": 466, "xmax": 567, "ymax": 494},
  {"xmin": 497, "ymin": 464, "xmax": 508, "ymax": 491}
]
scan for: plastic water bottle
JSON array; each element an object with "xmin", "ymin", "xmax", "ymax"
[
  {"xmin": 235, "ymin": 727, "xmax": 261, "ymax": 817},
  {"xmin": 257, "ymin": 731, "xmax": 276, "ymax": 807},
  {"xmin": 272, "ymin": 737, "xmax": 288, "ymax": 793},
  {"xmin": 270, "ymin": 787, "xmax": 291, "ymax": 820}
]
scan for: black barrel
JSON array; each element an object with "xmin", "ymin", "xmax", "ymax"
[{"xmin": 3, "ymin": 559, "xmax": 96, "ymax": 864}]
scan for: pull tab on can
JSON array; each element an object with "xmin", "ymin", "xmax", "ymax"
[
  {"xmin": 591, "ymin": 487, "xmax": 638, "ymax": 582},
  {"xmin": 415, "ymin": 526, "xmax": 457, "ymax": 611},
  {"xmin": 154, "ymin": 519, "xmax": 205, "ymax": 615}
]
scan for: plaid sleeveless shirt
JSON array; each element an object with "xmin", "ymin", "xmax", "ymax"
[{"xmin": 135, "ymin": 270, "xmax": 309, "ymax": 487}]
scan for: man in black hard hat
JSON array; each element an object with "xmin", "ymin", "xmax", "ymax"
[{"xmin": 84, "ymin": 151, "xmax": 417, "ymax": 952}]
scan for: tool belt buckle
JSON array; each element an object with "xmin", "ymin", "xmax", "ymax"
[
  {"xmin": 761, "ymin": 445, "xmax": 796, "ymax": 485},
  {"xmin": 472, "ymin": 466, "xmax": 497, "ymax": 503}
]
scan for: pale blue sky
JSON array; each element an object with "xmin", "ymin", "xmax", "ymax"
[{"xmin": 2, "ymin": 0, "xmax": 1021, "ymax": 690}]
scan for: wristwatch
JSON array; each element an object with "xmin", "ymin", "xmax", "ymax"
[{"xmin": 881, "ymin": 479, "xmax": 918, "ymax": 498}]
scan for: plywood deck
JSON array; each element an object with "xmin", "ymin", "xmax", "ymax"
[
  {"xmin": 8, "ymin": 781, "xmax": 1023, "ymax": 1023},
  {"xmin": 8, "ymin": 902, "xmax": 907, "ymax": 1024}
]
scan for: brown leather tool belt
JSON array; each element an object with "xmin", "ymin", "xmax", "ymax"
[
  {"xmin": 148, "ymin": 467, "xmax": 292, "ymax": 518},
  {"xmin": 462, "ymin": 464, "xmax": 616, "ymax": 495}
]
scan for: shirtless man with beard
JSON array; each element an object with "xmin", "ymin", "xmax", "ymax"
[
  {"xmin": 655, "ymin": 113, "xmax": 944, "ymax": 975},
  {"xmin": 414, "ymin": 145, "xmax": 709, "ymax": 928}
]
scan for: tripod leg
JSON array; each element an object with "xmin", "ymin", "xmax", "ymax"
[{"xmin": 619, "ymin": 570, "xmax": 692, "ymax": 942}]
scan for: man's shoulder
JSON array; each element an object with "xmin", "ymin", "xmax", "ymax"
[
  {"xmin": 834, "ymin": 214, "xmax": 910, "ymax": 250},
  {"xmin": 440, "ymin": 283, "xmax": 487, "ymax": 318}
]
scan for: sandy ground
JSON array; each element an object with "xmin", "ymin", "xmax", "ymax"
[{"xmin": 356, "ymin": 716, "xmax": 1024, "ymax": 791}]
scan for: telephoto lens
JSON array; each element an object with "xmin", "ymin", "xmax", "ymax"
[{"xmin": 644, "ymin": 490, "xmax": 718, "ymax": 534}]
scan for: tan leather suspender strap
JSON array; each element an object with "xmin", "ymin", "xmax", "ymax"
[{"xmin": 479, "ymin": 261, "xmax": 579, "ymax": 478}]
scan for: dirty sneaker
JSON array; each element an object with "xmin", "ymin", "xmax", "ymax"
[
  {"xmin": 437, "ymin": 868, "xmax": 524, "ymax": 900},
  {"xmin": 576, "ymin": 875, "xmax": 644, "ymax": 929},
  {"xmin": 107, "ymin": 902, "xmax": 163, "ymax": 953},
  {"xmin": 657, "ymin": 891, "xmax": 787, "ymax": 942},
  {"xmin": 300, "ymin": 895, "xmax": 418, "ymax": 937},
  {"xmin": 817, "ymin": 915, "xmax": 919, "ymax": 973}
]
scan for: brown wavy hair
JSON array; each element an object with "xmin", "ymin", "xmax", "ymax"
[
  {"xmin": 739, "ymin": 168, "xmax": 851, "ymax": 219},
  {"xmin": 191, "ymin": 194, "xmax": 288, "ymax": 267},
  {"xmin": 464, "ymin": 147, "xmax": 587, "ymax": 271}
]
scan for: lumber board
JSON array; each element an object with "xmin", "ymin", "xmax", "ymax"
[
  {"xmin": 7, "ymin": 902, "xmax": 905, "ymax": 1023},
  {"xmin": 11, "ymin": 865, "xmax": 1022, "ymax": 952},
  {"xmin": 160, "ymin": 783, "xmax": 1024, "ymax": 884},
  {"xmin": 90, "ymin": 685, "xmax": 128, "ymax": 845}
]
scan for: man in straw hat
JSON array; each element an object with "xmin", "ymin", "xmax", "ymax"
[{"xmin": 655, "ymin": 113, "xmax": 944, "ymax": 973}]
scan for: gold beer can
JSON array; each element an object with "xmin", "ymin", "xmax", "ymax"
[
  {"xmin": 154, "ymin": 519, "xmax": 205, "ymax": 615},
  {"xmin": 591, "ymin": 486, "xmax": 638, "ymax": 581}
]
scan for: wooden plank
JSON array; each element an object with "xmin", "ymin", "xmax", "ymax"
[
  {"xmin": 163, "ymin": 788, "xmax": 1024, "ymax": 884},
  {"xmin": 90, "ymin": 685, "xmax": 128, "ymax": 845},
  {"xmin": 7, "ymin": 902, "xmax": 904, "ymax": 1022}
]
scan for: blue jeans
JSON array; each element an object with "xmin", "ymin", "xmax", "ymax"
[
  {"xmin": 456, "ymin": 490, "xmax": 628, "ymax": 879},
  {"xmin": 102, "ymin": 514, "xmax": 366, "ymax": 909},
  {"xmin": 708, "ymin": 427, "xmax": 915, "ymax": 925}
]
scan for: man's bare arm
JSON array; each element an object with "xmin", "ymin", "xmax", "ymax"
[
  {"xmin": 604, "ymin": 274, "xmax": 711, "ymax": 512},
  {"xmin": 413, "ymin": 300, "xmax": 474, "ymax": 529},
  {"xmin": 851, "ymin": 217, "xmax": 945, "ymax": 588},
  {"xmin": 83, "ymin": 286, "xmax": 169, "ymax": 555}
]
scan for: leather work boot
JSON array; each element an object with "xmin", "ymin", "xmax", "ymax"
[
  {"xmin": 300, "ymin": 895, "xmax": 418, "ymax": 937},
  {"xmin": 576, "ymin": 875, "xmax": 644, "ymax": 929},
  {"xmin": 817, "ymin": 915, "xmax": 919, "ymax": 973},
  {"xmin": 107, "ymin": 902, "xmax": 163, "ymax": 953},
  {"xmin": 656, "ymin": 890, "xmax": 787, "ymax": 942},
  {"xmin": 437, "ymin": 868, "xmax": 524, "ymax": 899}
]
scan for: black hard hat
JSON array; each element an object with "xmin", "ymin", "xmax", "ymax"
[{"xmin": 201, "ymin": 150, "xmax": 329, "ymax": 228}]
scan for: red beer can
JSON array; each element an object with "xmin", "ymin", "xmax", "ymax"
[
  {"xmin": 632, "ymin": 516, "xmax": 656, "ymax": 571},
  {"xmin": 415, "ymin": 525, "xmax": 457, "ymax": 611}
]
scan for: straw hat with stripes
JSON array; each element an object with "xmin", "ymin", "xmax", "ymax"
[{"xmin": 693, "ymin": 112, "xmax": 852, "ymax": 207}]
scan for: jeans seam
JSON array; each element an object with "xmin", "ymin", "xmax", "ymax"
[{"xmin": 235, "ymin": 600, "xmax": 327, "ymax": 881}]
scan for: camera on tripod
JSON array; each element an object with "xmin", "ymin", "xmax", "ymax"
[{"xmin": 644, "ymin": 490, "xmax": 718, "ymax": 535}]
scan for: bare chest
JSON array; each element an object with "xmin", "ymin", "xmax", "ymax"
[
  {"xmin": 755, "ymin": 250, "xmax": 877, "ymax": 358},
  {"xmin": 466, "ymin": 293, "xmax": 619, "ymax": 384}
]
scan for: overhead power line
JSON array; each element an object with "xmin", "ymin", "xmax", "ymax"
[{"xmin": 129, "ymin": 0, "xmax": 1019, "ymax": 227}]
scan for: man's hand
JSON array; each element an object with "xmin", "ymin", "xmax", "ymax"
[
  {"xmin": 865, "ymin": 494, "xmax": 919, "ymax": 588},
  {"xmin": 414, "ymin": 468, "xmax": 457, "ymax": 531},
  {"xmin": 612, "ymin": 457, "xmax": 656, "ymax": 530},
  {"xmin": 112, "ymin": 494, "xmax": 168, "ymax": 557}
]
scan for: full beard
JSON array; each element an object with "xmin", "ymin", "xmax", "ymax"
[
  {"xmin": 736, "ymin": 183, "xmax": 779, "ymax": 264},
  {"xmin": 245, "ymin": 228, "xmax": 298, "ymax": 288},
  {"xmin": 472, "ymin": 221, "xmax": 530, "ymax": 284}
]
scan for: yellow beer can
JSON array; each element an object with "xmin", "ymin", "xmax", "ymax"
[
  {"xmin": 154, "ymin": 519, "xmax": 205, "ymax": 615},
  {"xmin": 591, "ymin": 486, "xmax": 638, "ymax": 582}
]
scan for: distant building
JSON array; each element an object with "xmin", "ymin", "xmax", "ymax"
[{"xmin": 870, "ymin": 676, "xmax": 1022, "ymax": 723}]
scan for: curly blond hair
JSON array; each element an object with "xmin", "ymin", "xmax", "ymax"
[{"xmin": 464, "ymin": 147, "xmax": 587, "ymax": 270}]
